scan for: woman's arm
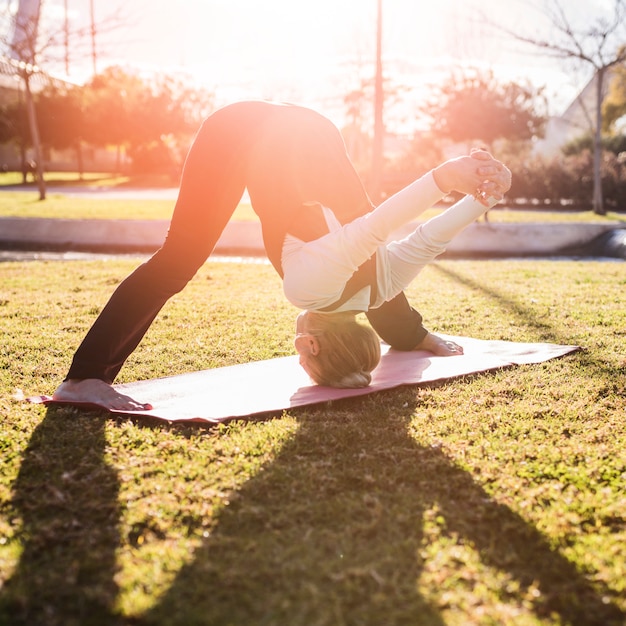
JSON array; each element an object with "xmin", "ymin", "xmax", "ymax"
[
  {"xmin": 366, "ymin": 296, "xmax": 466, "ymax": 356},
  {"xmin": 365, "ymin": 292, "xmax": 428, "ymax": 350}
]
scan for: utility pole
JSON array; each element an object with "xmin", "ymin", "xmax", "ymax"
[
  {"xmin": 371, "ymin": 0, "xmax": 384, "ymax": 203},
  {"xmin": 64, "ymin": 0, "xmax": 69, "ymax": 75},
  {"xmin": 90, "ymin": 0, "xmax": 97, "ymax": 75}
]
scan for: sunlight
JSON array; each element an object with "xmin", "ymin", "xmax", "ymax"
[
  {"xmin": 47, "ymin": 0, "xmax": 583, "ymax": 117},
  {"xmin": 418, "ymin": 505, "xmax": 546, "ymax": 624},
  {"xmin": 108, "ymin": 415, "xmax": 301, "ymax": 617}
]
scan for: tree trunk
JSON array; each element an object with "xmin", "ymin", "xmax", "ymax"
[
  {"xmin": 22, "ymin": 73, "xmax": 46, "ymax": 200},
  {"xmin": 593, "ymin": 68, "xmax": 605, "ymax": 215}
]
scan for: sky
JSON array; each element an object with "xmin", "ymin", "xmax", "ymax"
[{"xmin": 6, "ymin": 0, "xmax": 620, "ymax": 127}]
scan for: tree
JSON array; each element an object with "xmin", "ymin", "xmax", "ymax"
[
  {"xmin": 36, "ymin": 85, "xmax": 86, "ymax": 175},
  {"xmin": 4, "ymin": 0, "xmax": 47, "ymax": 198},
  {"xmin": 1, "ymin": 1, "xmax": 130, "ymax": 194},
  {"xmin": 0, "ymin": 104, "xmax": 13, "ymax": 145},
  {"xmin": 81, "ymin": 66, "xmax": 212, "ymax": 174},
  {"xmin": 422, "ymin": 68, "xmax": 546, "ymax": 147},
  {"xmin": 603, "ymin": 51, "xmax": 626, "ymax": 133},
  {"xmin": 80, "ymin": 66, "xmax": 144, "ymax": 170},
  {"xmin": 486, "ymin": 0, "xmax": 626, "ymax": 215}
]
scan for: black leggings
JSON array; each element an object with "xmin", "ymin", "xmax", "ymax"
[{"xmin": 66, "ymin": 101, "xmax": 374, "ymax": 382}]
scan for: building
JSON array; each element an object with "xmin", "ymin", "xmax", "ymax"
[{"xmin": 533, "ymin": 68, "xmax": 617, "ymax": 157}]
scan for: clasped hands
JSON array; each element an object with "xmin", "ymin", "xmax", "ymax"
[{"xmin": 433, "ymin": 149, "xmax": 512, "ymax": 208}]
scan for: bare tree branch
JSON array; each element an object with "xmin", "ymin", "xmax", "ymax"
[
  {"xmin": 478, "ymin": 0, "xmax": 626, "ymax": 214},
  {"xmin": 0, "ymin": 1, "xmax": 133, "ymax": 200},
  {"xmin": 480, "ymin": 0, "xmax": 626, "ymax": 69}
]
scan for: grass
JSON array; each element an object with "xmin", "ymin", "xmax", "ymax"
[
  {"xmin": 1, "ymin": 173, "xmax": 625, "ymax": 223},
  {"xmin": 0, "ymin": 191, "xmax": 623, "ymax": 224},
  {"xmin": 0, "ymin": 171, "xmax": 176, "ymax": 188},
  {"xmin": 0, "ymin": 192, "xmax": 258, "ymax": 222},
  {"xmin": 0, "ymin": 257, "xmax": 625, "ymax": 625},
  {"xmin": 0, "ymin": 171, "xmax": 258, "ymax": 221}
]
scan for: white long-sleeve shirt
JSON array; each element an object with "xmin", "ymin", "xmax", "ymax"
[{"xmin": 282, "ymin": 171, "xmax": 497, "ymax": 313}]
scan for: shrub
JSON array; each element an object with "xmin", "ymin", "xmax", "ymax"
[{"xmin": 503, "ymin": 149, "xmax": 626, "ymax": 209}]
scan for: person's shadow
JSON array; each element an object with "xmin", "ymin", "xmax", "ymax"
[
  {"xmin": 133, "ymin": 394, "xmax": 622, "ymax": 626},
  {"xmin": 3, "ymin": 394, "xmax": 625, "ymax": 625},
  {"xmin": 0, "ymin": 408, "xmax": 122, "ymax": 626}
]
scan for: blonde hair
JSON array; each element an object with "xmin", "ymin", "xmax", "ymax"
[{"xmin": 302, "ymin": 312, "xmax": 381, "ymax": 388}]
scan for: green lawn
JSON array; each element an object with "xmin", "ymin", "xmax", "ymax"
[
  {"xmin": 0, "ymin": 191, "xmax": 259, "ymax": 222},
  {"xmin": 0, "ymin": 191, "xmax": 624, "ymax": 224},
  {"xmin": 0, "ymin": 171, "xmax": 175, "ymax": 188},
  {"xmin": 1, "ymin": 174, "xmax": 625, "ymax": 223},
  {"xmin": 0, "ymin": 258, "xmax": 624, "ymax": 625}
]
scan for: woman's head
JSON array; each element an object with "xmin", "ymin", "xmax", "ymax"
[{"xmin": 294, "ymin": 311, "xmax": 381, "ymax": 388}]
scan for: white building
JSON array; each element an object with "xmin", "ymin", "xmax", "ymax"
[{"xmin": 533, "ymin": 68, "xmax": 618, "ymax": 157}]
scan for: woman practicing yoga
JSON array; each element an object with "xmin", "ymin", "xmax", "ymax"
[
  {"xmin": 52, "ymin": 101, "xmax": 510, "ymax": 409},
  {"xmin": 287, "ymin": 161, "xmax": 510, "ymax": 388}
]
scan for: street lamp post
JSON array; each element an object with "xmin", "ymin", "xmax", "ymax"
[
  {"xmin": 371, "ymin": 0, "xmax": 384, "ymax": 203},
  {"xmin": 90, "ymin": 0, "xmax": 97, "ymax": 75}
]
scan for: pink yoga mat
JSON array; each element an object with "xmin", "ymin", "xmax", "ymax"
[{"xmin": 31, "ymin": 335, "xmax": 579, "ymax": 424}]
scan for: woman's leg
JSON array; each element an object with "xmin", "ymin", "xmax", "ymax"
[
  {"xmin": 64, "ymin": 102, "xmax": 275, "ymax": 384},
  {"xmin": 383, "ymin": 194, "xmax": 495, "ymax": 297}
]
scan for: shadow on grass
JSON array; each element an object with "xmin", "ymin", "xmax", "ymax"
[
  {"xmin": 3, "ymin": 400, "xmax": 624, "ymax": 625},
  {"xmin": 0, "ymin": 408, "xmax": 122, "ymax": 626},
  {"xmin": 2, "ymin": 265, "xmax": 624, "ymax": 624},
  {"xmin": 131, "ymin": 399, "xmax": 624, "ymax": 626}
]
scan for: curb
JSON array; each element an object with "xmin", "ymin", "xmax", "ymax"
[{"xmin": 0, "ymin": 217, "xmax": 623, "ymax": 257}]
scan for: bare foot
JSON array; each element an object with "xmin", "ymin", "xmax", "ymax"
[
  {"xmin": 52, "ymin": 379, "xmax": 153, "ymax": 411},
  {"xmin": 416, "ymin": 332, "xmax": 464, "ymax": 356}
]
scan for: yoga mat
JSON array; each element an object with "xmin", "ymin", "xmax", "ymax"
[{"xmin": 31, "ymin": 335, "xmax": 579, "ymax": 424}]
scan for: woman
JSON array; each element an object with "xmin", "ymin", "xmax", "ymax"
[
  {"xmin": 53, "ymin": 101, "xmax": 508, "ymax": 409},
  {"xmin": 286, "ymin": 153, "xmax": 510, "ymax": 388}
]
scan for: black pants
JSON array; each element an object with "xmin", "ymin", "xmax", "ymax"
[{"xmin": 66, "ymin": 101, "xmax": 427, "ymax": 383}]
